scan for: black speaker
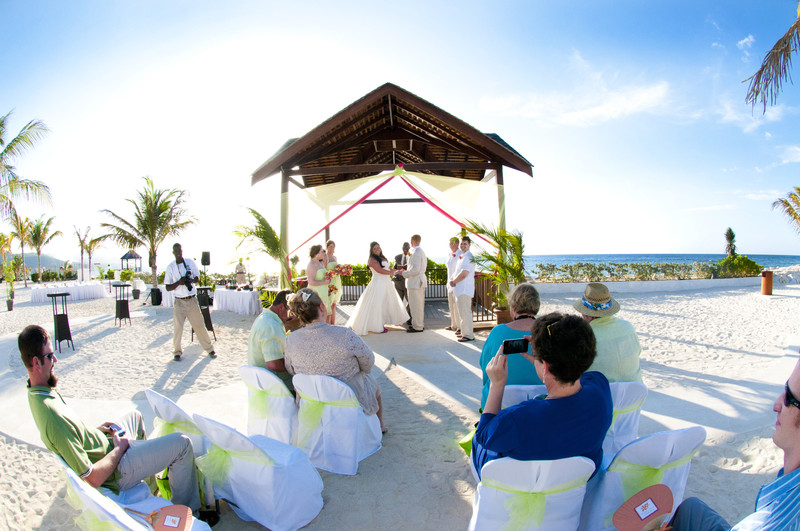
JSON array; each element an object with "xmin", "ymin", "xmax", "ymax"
[{"xmin": 201, "ymin": 252, "xmax": 210, "ymax": 266}]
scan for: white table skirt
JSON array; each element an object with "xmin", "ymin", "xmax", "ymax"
[
  {"xmin": 31, "ymin": 283, "xmax": 110, "ymax": 304},
  {"xmin": 213, "ymin": 289, "xmax": 262, "ymax": 315}
]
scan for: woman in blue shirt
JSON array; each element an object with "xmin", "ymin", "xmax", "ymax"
[
  {"xmin": 479, "ymin": 283, "xmax": 542, "ymax": 410},
  {"xmin": 472, "ymin": 312, "xmax": 612, "ymax": 480}
]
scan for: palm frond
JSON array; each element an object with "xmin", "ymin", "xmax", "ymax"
[
  {"xmin": 234, "ymin": 208, "xmax": 290, "ymax": 287},
  {"xmin": 745, "ymin": 17, "xmax": 800, "ymax": 112},
  {"xmin": 772, "ymin": 186, "xmax": 800, "ymax": 235}
]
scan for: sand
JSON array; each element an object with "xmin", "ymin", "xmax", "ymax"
[{"xmin": 0, "ymin": 276, "xmax": 798, "ymax": 529}]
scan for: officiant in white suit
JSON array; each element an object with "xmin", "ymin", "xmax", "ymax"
[{"xmin": 402, "ymin": 234, "xmax": 427, "ymax": 333}]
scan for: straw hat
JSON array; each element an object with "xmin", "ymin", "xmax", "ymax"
[{"xmin": 573, "ymin": 282, "xmax": 620, "ymax": 317}]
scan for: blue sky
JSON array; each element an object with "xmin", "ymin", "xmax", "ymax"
[{"xmin": 2, "ymin": 1, "xmax": 800, "ymax": 274}]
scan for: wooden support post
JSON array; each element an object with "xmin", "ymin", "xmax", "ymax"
[{"xmin": 280, "ymin": 168, "xmax": 290, "ymax": 288}]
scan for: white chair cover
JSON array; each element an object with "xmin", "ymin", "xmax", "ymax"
[
  {"xmin": 469, "ymin": 456, "xmax": 595, "ymax": 531},
  {"xmin": 292, "ymin": 373, "xmax": 382, "ymax": 475},
  {"xmin": 192, "ymin": 414, "xmax": 323, "ymax": 531},
  {"xmin": 144, "ymin": 388, "xmax": 215, "ymax": 508},
  {"xmin": 501, "ymin": 384, "xmax": 547, "ymax": 409},
  {"xmin": 579, "ymin": 426, "xmax": 707, "ymax": 530},
  {"xmin": 58, "ymin": 457, "xmax": 210, "ymax": 530},
  {"xmin": 603, "ymin": 382, "xmax": 648, "ymax": 455},
  {"xmin": 238, "ymin": 365, "xmax": 297, "ymax": 444}
]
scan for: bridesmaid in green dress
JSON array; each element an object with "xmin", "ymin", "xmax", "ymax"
[
  {"xmin": 306, "ymin": 244, "xmax": 330, "ymax": 317},
  {"xmin": 325, "ymin": 239, "xmax": 343, "ymax": 325}
]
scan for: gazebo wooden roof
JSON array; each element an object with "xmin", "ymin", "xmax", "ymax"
[{"xmin": 251, "ymin": 82, "xmax": 533, "ymax": 187}]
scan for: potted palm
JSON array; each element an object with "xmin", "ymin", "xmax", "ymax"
[
  {"xmin": 234, "ymin": 208, "xmax": 291, "ymax": 289},
  {"xmin": 5, "ymin": 261, "xmax": 14, "ymax": 310},
  {"xmin": 463, "ymin": 220, "xmax": 527, "ymax": 324}
]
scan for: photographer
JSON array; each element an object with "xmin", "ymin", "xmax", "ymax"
[{"xmin": 164, "ymin": 243, "xmax": 216, "ymax": 362}]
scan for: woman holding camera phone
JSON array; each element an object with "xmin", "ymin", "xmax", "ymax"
[
  {"xmin": 471, "ymin": 312, "xmax": 612, "ymax": 481},
  {"xmin": 478, "ymin": 283, "xmax": 543, "ymax": 410}
]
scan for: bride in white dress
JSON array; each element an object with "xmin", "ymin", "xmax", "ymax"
[{"xmin": 347, "ymin": 241, "xmax": 410, "ymax": 335}]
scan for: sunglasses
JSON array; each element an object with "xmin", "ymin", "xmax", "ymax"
[{"xmin": 785, "ymin": 381, "xmax": 800, "ymax": 409}]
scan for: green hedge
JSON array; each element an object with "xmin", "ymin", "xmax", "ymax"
[{"xmin": 532, "ymin": 257, "xmax": 764, "ymax": 283}]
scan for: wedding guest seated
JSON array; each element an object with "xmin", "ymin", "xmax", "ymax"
[
  {"xmin": 573, "ymin": 283, "xmax": 642, "ymax": 383},
  {"xmin": 472, "ymin": 313, "xmax": 612, "ymax": 480},
  {"xmin": 479, "ymin": 283, "xmax": 542, "ymax": 410},
  {"xmin": 285, "ymin": 288, "xmax": 386, "ymax": 432},
  {"xmin": 19, "ymin": 325, "xmax": 202, "ymax": 511}
]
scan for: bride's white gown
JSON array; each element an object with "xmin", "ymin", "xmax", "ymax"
[{"xmin": 347, "ymin": 262, "xmax": 410, "ymax": 335}]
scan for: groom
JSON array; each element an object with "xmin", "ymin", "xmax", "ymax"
[{"xmin": 402, "ymin": 234, "xmax": 427, "ymax": 333}]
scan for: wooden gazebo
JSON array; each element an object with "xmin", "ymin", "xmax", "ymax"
[
  {"xmin": 251, "ymin": 82, "xmax": 533, "ymax": 261},
  {"xmin": 120, "ymin": 250, "xmax": 142, "ymax": 273}
]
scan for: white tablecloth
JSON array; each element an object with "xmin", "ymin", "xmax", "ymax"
[
  {"xmin": 31, "ymin": 283, "xmax": 110, "ymax": 303},
  {"xmin": 213, "ymin": 289, "xmax": 262, "ymax": 315}
]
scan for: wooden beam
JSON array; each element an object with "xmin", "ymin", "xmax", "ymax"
[
  {"xmin": 362, "ymin": 198, "xmax": 425, "ymax": 204},
  {"xmin": 288, "ymin": 161, "xmax": 501, "ymax": 177}
]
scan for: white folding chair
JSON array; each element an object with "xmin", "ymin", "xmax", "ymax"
[
  {"xmin": 144, "ymin": 389, "xmax": 216, "ymax": 511},
  {"xmin": 58, "ymin": 457, "xmax": 210, "ymax": 530},
  {"xmin": 579, "ymin": 426, "xmax": 707, "ymax": 530},
  {"xmin": 469, "ymin": 456, "xmax": 595, "ymax": 531},
  {"xmin": 603, "ymin": 382, "xmax": 648, "ymax": 456},
  {"xmin": 501, "ymin": 384, "xmax": 547, "ymax": 409},
  {"xmin": 238, "ymin": 365, "xmax": 297, "ymax": 444},
  {"xmin": 192, "ymin": 414, "xmax": 323, "ymax": 531},
  {"xmin": 292, "ymin": 373, "xmax": 382, "ymax": 475}
]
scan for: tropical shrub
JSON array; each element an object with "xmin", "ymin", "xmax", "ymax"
[
  {"xmin": 119, "ymin": 269, "xmax": 134, "ymax": 282},
  {"xmin": 105, "ymin": 270, "xmax": 115, "ymax": 280},
  {"xmin": 712, "ymin": 256, "xmax": 762, "ymax": 278},
  {"xmin": 157, "ymin": 271, "xmax": 165, "ymax": 284}
]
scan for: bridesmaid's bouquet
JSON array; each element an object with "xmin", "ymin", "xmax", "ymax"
[
  {"xmin": 333, "ymin": 264, "xmax": 353, "ymax": 277},
  {"xmin": 328, "ymin": 284, "xmax": 339, "ymax": 297}
]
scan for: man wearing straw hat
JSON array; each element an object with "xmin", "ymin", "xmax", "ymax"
[{"xmin": 573, "ymin": 282, "xmax": 642, "ymax": 382}]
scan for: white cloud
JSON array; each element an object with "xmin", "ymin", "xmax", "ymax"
[
  {"xmin": 717, "ymin": 97, "xmax": 784, "ymax": 132},
  {"xmin": 735, "ymin": 190, "xmax": 781, "ymax": 201},
  {"xmin": 684, "ymin": 204, "xmax": 736, "ymax": 212},
  {"xmin": 479, "ymin": 52, "xmax": 671, "ymax": 127},
  {"xmin": 737, "ymin": 34, "xmax": 755, "ymax": 62},
  {"xmin": 779, "ymin": 145, "xmax": 800, "ymax": 164}
]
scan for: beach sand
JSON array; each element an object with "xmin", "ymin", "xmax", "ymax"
[{"xmin": 0, "ymin": 279, "xmax": 797, "ymax": 529}]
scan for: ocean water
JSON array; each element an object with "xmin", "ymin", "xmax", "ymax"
[{"xmin": 525, "ymin": 253, "xmax": 800, "ymax": 270}]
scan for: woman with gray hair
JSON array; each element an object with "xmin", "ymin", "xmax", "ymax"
[
  {"xmin": 478, "ymin": 283, "xmax": 543, "ymax": 410},
  {"xmin": 285, "ymin": 288, "xmax": 386, "ymax": 432}
]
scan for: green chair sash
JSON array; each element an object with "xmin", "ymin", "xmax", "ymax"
[
  {"xmin": 482, "ymin": 473, "xmax": 591, "ymax": 530},
  {"xmin": 196, "ymin": 443, "xmax": 274, "ymax": 487},
  {"xmin": 609, "ymin": 448, "xmax": 699, "ymax": 500},
  {"xmin": 295, "ymin": 388, "xmax": 360, "ymax": 448},
  {"xmin": 63, "ymin": 477, "xmax": 124, "ymax": 530},
  {"xmin": 611, "ymin": 396, "xmax": 646, "ymax": 426},
  {"xmin": 458, "ymin": 427, "xmax": 477, "ymax": 456},
  {"xmin": 242, "ymin": 380, "xmax": 292, "ymax": 420},
  {"xmin": 151, "ymin": 417, "xmax": 201, "ymax": 438}
]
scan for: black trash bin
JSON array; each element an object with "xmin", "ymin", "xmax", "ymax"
[{"xmin": 151, "ymin": 287, "xmax": 163, "ymax": 306}]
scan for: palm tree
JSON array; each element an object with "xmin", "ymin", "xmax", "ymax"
[
  {"xmin": 27, "ymin": 216, "xmax": 62, "ymax": 282},
  {"xmin": 84, "ymin": 237, "xmax": 103, "ymax": 280},
  {"xmin": 59, "ymin": 260, "xmax": 75, "ymax": 280},
  {"xmin": 462, "ymin": 220, "xmax": 527, "ymax": 309},
  {"xmin": 772, "ymin": 186, "xmax": 800, "ymax": 235},
  {"xmin": 100, "ymin": 176, "xmax": 193, "ymax": 289},
  {"xmin": 0, "ymin": 232, "xmax": 10, "ymax": 262},
  {"xmin": 0, "ymin": 110, "xmax": 52, "ymax": 220},
  {"xmin": 724, "ymin": 227, "xmax": 737, "ymax": 257},
  {"xmin": 74, "ymin": 226, "xmax": 90, "ymax": 281},
  {"xmin": 234, "ymin": 208, "xmax": 290, "ymax": 288},
  {"xmin": 745, "ymin": 4, "xmax": 800, "ymax": 111},
  {"xmin": 9, "ymin": 209, "xmax": 32, "ymax": 287}
]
